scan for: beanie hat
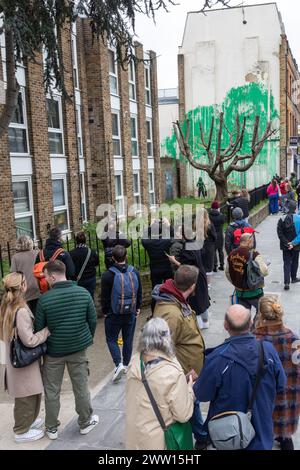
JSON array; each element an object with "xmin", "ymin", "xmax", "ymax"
[
  {"xmin": 232, "ymin": 207, "xmax": 244, "ymax": 220},
  {"xmin": 211, "ymin": 201, "xmax": 220, "ymax": 210},
  {"xmin": 287, "ymin": 200, "xmax": 297, "ymax": 214}
]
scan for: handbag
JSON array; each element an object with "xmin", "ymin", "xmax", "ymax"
[
  {"xmin": 10, "ymin": 310, "xmax": 47, "ymax": 368},
  {"xmin": 140, "ymin": 356, "xmax": 193, "ymax": 450},
  {"xmin": 208, "ymin": 341, "xmax": 265, "ymax": 450}
]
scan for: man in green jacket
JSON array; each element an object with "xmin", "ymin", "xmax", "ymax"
[{"xmin": 35, "ymin": 260, "xmax": 98, "ymax": 440}]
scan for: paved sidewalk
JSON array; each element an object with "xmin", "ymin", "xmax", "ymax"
[
  {"xmin": 1, "ymin": 214, "xmax": 299, "ymax": 450},
  {"xmin": 48, "ymin": 214, "xmax": 300, "ymax": 451}
]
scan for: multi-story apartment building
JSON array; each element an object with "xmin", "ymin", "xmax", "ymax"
[
  {"xmin": 160, "ymin": 3, "xmax": 300, "ymax": 197},
  {"xmin": 0, "ymin": 18, "xmax": 161, "ymax": 244}
]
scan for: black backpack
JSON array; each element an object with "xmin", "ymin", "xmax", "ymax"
[{"xmin": 246, "ymin": 251, "xmax": 264, "ymax": 290}]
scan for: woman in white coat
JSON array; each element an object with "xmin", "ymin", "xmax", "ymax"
[
  {"xmin": 0, "ymin": 272, "xmax": 49, "ymax": 443},
  {"xmin": 126, "ymin": 318, "xmax": 195, "ymax": 450}
]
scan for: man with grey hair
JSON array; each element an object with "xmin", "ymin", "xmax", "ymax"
[
  {"xmin": 226, "ymin": 232, "xmax": 268, "ymax": 322},
  {"xmin": 152, "ymin": 264, "xmax": 207, "ymax": 450},
  {"xmin": 193, "ymin": 305, "xmax": 286, "ymax": 450}
]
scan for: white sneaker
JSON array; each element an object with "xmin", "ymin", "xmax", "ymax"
[
  {"xmin": 15, "ymin": 428, "xmax": 45, "ymax": 443},
  {"xmin": 80, "ymin": 415, "xmax": 99, "ymax": 435},
  {"xmin": 201, "ymin": 320, "xmax": 210, "ymax": 330},
  {"xmin": 30, "ymin": 418, "xmax": 44, "ymax": 430},
  {"xmin": 46, "ymin": 429, "xmax": 58, "ymax": 440},
  {"xmin": 113, "ymin": 363, "xmax": 125, "ymax": 382},
  {"xmin": 123, "ymin": 366, "xmax": 128, "ymax": 374}
]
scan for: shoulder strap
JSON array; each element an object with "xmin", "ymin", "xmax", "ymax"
[
  {"xmin": 50, "ymin": 248, "xmax": 64, "ymax": 261},
  {"xmin": 39, "ymin": 250, "xmax": 45, "ymax": 262},
  {"xmin": 77, "ymin": 248, "xmax": 92, "ymax": 281},
  {"xmin": 140, "ymin": 356, "xmax": 167, "ymax": 432},
  {"xmin": 109, "ymin": 266, "xmax": 120, "ymax": 275},
  {"xmin": 248, "ymin": 341, "xmax": 265, "ymax": 412}
]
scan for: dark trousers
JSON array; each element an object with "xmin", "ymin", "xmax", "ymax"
[
  {"xmin": 283, "ymin": 250, "xmax": 300, "ymax": 285},
  {"xmin": 237, "ymin": 295, "xmax": 262, "ymax": 328},
  {"xmin": 14, "ymin": 394, "xmax": 41, "ymax": 434},
  {"xmin": 78, "ymin": 277, "xmax": 97, "ymax": 299},
  {"xmin": 105, "ymin": 313, "xmax": 136, "ymax": 367},
  {"xmin": 190, "ymin": 400, "xmax": 207, "ymax": 443},
  {"xmin": 214, "ymin": 248, "xmax": 224, "ymax": 269},
  {"xmin": 269, "ymin": 195, "xmax": 279, "ymax": 214},
  {"xmin": 151, "ymin": 269, "xmax": 173, "ymax": 312}
]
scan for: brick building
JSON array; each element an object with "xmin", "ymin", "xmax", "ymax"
[{"xmin": 0, "ymin": 19, "xmax": 161, "ymax": 245}]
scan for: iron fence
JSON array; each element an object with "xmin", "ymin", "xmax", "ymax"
[{"xmin": 0, "ymin": 184, "xmax": 269, "ymax": 280}]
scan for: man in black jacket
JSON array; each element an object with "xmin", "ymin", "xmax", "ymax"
[
  {"xmin": 277, "ymin": 200, "xmax": 300, "ymax": 290},
  {"xmin": 36, "ymin": 227, "xmax": 75, "ymax": 280},
  {"xmin": 101, "ymin": 245, "xmax": 142, "ymax": 382},
  {"xmin": 209, "ymin": 201, "xmax": 226, "ymax": 271}
]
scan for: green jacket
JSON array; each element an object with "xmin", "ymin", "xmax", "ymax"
[{"xmin": 35, "ymin": 281, "xmax": 97, "ymax": 356}]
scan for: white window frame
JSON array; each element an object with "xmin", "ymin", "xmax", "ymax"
[
  {"xmin": 114, "ymin": 172, "xmax": 125, "ymax": 217},
  {"xmin": 145, "ymin": 64, "xmax": 151, "ymax": 106},
  {"xmin": 12, "ymin": 176, "xmax": 36, "ymax": 239},
  {"xmin": 80, "ymin": 172, "xmax": 87, "ymax": 223},
  {"xmin": 112, "ymin": 111, "xmax": 121, "ymax": 157},
  {"xmin": 133, "ymin": 171, "xmax": 141, "ymax": 211},
  {"xmin": 148, "ymin": 171, "xmax": 156, "ymax": 207},
  {"xmin": 76, "ymin": 105, "xmax": 83, "ymax": 157},
  {"xmin": 128, "ymin": 59, "xmax": 136, "ymax": 101},
  {"xmin": 109, "ymin": 49, "xmax": 119, "ymax": 96},
  {"xmin": 146, "ymin": 119, "xmax": 153, "ymax": 157},
  {"xmin": 8, "ymin": 87, "xmax": 30, "ymax": 156},
  {"xmin": 130, "ymin": 115, "xmax": 139, "ymax": 157},
  {"xmin": 71, "ymin": 27, "xmax": 79, "ymax": 90},
  {"xmin": 52, "ymin": 174, "xmax": 70, "ymax": 233},
  {"xmin": 47, "ymin": 95, "xmax": 65, "ymax": 157}
]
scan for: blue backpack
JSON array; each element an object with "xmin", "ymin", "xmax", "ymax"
[{"xmin": 109, "ymin": 266, "xmax": 139, "ymax": 315}]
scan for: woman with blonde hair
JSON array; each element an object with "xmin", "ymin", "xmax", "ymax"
[
  {"xmin": 126, "ymin": 318, "xmax": 194, "ymax": 450},
  {"xmin": 0, "ymin": 272, "xmax": 49, "ymax": 443},
  {"xmin": 11, "ymin": 235, "xmax": 40, "ymax": 315},
  {"xmin": 253, "ymin": 295, "xmax": 300, "ymax": 450}
]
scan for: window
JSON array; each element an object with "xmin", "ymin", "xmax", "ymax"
[
  {"xmin": 12, "ymin": 178, "xmax": 35, "ymax": 239},
  {"xmin": 52, "ymin": 177, "xmax": 69, "ymax": 232},
  {"xmin": 47, "ymin": 97, "xmax": 64, "ymax": 156},
  {"xmin": 145, "ymin": 64, "xmax": 151, "ymax": 105},
  {"xmin": 71, "ymin": 32, "xmax": 79, "ymax": 89},
  {"xmin": 148, "ymin": 171, "xmax": 155, "ymax": 206},
  {"xmin": 128, "ymin": 60, "xmax": 136, "ymax": 101},
  {"xmin": 109, "ymin": 50, "xmax": 118, "ymax": 95},
  {"xmin": 115, "ymin": 174, "xmax": 124, "ymax": 217},
  {"xmin": 133, "ymin": 172, "xmax": 141, "ymax": 207},
  {"xmin": 8, "ymin": 90, "xmax": 29, "ymax": 155},
  {"xmin": 112, "ymin": 112, "xmax": 121, "ymax": 156},
  {"xmin": 146, "ymin": 119, "xmax": 153, "ymax": 157},
  {"xmin": 76, "ymin": 105, "xmax": 83, "ymax": 157},
  {"xmin": 131, "ymin": 116, "xmax": 138, "ymax": 157},
  {"xmin": 80, "ymin": 173, "xmax": 87, "ymax": 222}
]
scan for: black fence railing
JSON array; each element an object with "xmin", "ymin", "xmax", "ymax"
[{"xmin": 0, "ymin": 184, "xmax": 269, "ymax": 280}]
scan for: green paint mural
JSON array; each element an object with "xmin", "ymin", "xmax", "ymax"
[{"xmin": 161, "ymin": 82, "xmax": 280, "ymax": 190}]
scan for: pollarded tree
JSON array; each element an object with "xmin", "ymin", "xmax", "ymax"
[
  {"xmin": 0, "ymin": 0, "xmax": 235, "ymax": 139},
  {"xmin": 173, "ymin": 113, "xmax": 277, "ymax": 201}
]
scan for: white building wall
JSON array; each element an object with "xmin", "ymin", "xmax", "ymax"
[{"xmin": 159, "ymin": 102, "xmax": 179, "ymax": 150}]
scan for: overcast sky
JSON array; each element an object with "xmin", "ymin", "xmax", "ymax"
[{"xmin": 135, "ymin": 0, "xmax": 300, "ymax": 90}]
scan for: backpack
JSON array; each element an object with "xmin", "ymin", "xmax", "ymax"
[
  {"xmin": 246, "ymin": 251, "xmax": 264, "ymax": 290},
  {"xmin": 109, "ymin": 265, "xmax": 139, "ymax": 315},
  {"xmin": 233, "ymin": 226, "xmax": 255, "ymax": 247},
  {"xmin": 33, "ymin": 248, "xmax": 64, "ymax": 293}
]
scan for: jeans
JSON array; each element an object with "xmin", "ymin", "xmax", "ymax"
[
  {"xmin": 269, "ymin": 194, "xmax": 279, "ymax": 214},
  {"xmin": 78, "ymin": 277, "xmax": 97, "ymax": 299},
  {"xmin": 282, "ymin": 250, "xmax": 300, "ymax": 285},
  {"xmin": 190, "ymin": 400, "xmax": 207, "ymax": 442},
  {"xmin": 105, "ymin": 313, "xmax": 136, "ymax": 367}
]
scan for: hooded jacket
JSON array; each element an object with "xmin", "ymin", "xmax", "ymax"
[
  {"xmin": 209, "ymin": 209, "xmax": 226, "ymax": 250},
  {"xmin": 125, "ymin": 352, "xmax": 194, "ymax": 450},
  {"xmin": 225, "ymin": 219, "xmax": 255, "ymax": 255},
  {"xmin": 35, "ymin": 239, "xmax": 75, "ymax": 280},
  {"xmin": 277, "ymin": 213, "xmax": 300, "ymax": 251},
  {"xmin": 152, "ymin": 279, "xmax": 205, "ymax": 375},
  {"xmin": 193, "ymin": 334, "xmax": 286, "ymax": 450}
]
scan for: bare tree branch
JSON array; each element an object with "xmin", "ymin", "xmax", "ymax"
[{"xmin": 173, "ymin": 120, "xmax": 211, "ymax": 171}]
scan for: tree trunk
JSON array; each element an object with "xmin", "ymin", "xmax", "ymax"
[{"xmin": 214, "ymin": 179, "xmax": 228, "ymax": 202}]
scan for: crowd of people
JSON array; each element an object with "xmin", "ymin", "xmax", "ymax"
[{"xmin": 0, "ymin": 178, "xmax": 300, "ymax": 451}]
